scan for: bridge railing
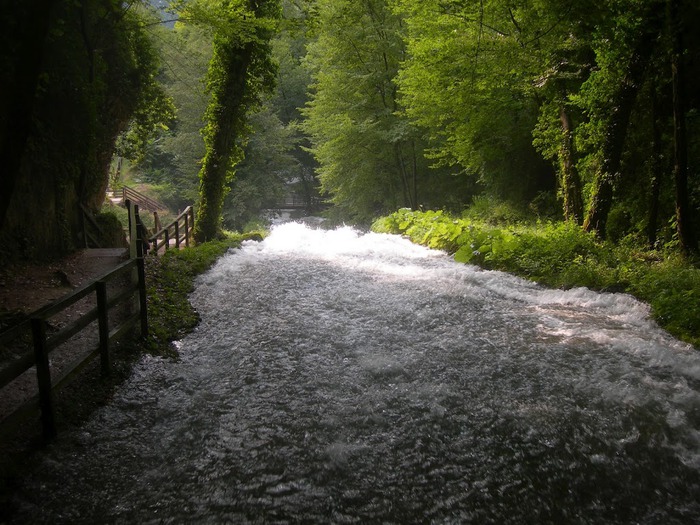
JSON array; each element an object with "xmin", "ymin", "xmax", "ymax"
[
  {"xmin": 122, "ymin": 185, "xmax": 166, "ymax": 212},
  {"xmin": 148, "ymin": 206, "xmax": 195, "ymax": 256},
  {"xmin": 276, "ymin": 195, "xmax": 326, "ymax": 210}
]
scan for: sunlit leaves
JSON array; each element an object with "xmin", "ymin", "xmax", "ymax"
[
  {"xmin": 302, "ymin": 0, "xmax": 417, "ymax": 222},
  {"xmin": 393, "ymin": 0, "xmax": 550, "ymax": 198}
]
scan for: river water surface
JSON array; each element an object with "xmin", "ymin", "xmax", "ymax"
[{"xmin": 9, "ymin": 223, "xmax": 700, "ymax": 523}]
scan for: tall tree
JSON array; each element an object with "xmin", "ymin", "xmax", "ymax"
[
  {"xmin": 581, "ymin": 1, "xmax": 665, "ymax": 235},
  {"xmin": 303, "ymin": 0, "xmax": 451, "ymax": 223},
  {"xmin": 668, "ymin": 0, "xmax": 696, "ymax": 253},
  {"xmin": 394, "ymin": 0, "xmax": 557, "ymax": 204},
  {"xmin": 222, "ymin": 0, "xmax": 318, "ymax": 229},
  {"xmin": 179, "ymin": 0, "xmax": 280, "ymax": 242}
]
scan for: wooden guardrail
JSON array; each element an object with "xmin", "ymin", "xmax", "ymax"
[
  {"xmin": 0, "ymin": 206, "xmax": 149, "ymax": 440},
  {"xmin": 276, "ymin": 194, "xmax": 326, "ymax": 210},
  {"xmin": 122, "ymin": 185, "xmax": 166, "ymax": 212},
  {"xmin": 148, "ymin": 206, "xmax": 195, "ymax": 256},
  {"xmin": 0, "ymin": 258, "xmax": 147, "ymax": 439},
  {"xmin": 80, "ymin": 203, "xmax": 106, "ymax": 248}
]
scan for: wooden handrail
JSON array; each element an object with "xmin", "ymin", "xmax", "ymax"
[
  {"xmin": 80, "ymin": 203, "xmax": 105, "ymax": 248},
  {"xmin": 122, "ymin": 185, "xmax": 166, "ymax": 212},
  {"xmin": 0, "ymin": 254, "xmax": 149, "ymax": 440},
  {"xmin": 148, "ymin": 206, "xmax": 195, "ymax": 256}
]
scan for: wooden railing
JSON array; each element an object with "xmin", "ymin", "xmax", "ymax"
[
  {"xmin": 276, "ymin": 195, "xmax": 326, "ymax": 210},
  {"xmin": 148, "ymin": 206, "xmax": 195, "ymax": 256},
  {"xmin": 0, "ymin": 205, "xmax": 149, "ymax": 440},
  {"xmin": 0, "ymin": 259, "xmax": 147, "ymax": 439},
  {"xmin": 278, "ymin": 195, "xmax": 308, "ymax": 209},
  {"xmin": 122, "ymin": 185, "xmax": 166, "ymax": 212},
  {"xmin": 80, "ymin": 203, "xmax": 106, "ymax": 248}
]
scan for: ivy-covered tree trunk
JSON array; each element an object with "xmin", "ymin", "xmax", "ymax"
[
  {"xmin": 196, "ymin": 43, "xmax": 255, "ymax": 242},
  {"xmin": 191, "ymin": 0, "xmax": 279, "ymax": 243},
  {"xmin": 583, "ymin": 20, "xmax": 662, "ymax": 236},
  {"xmin": 669, "ymin": 0, "xmax": 696, "ymax": 253}
]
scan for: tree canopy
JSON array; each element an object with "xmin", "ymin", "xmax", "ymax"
[{"xmin": 2, "ymin": 0, "xmax": 698, "ymax": 257}]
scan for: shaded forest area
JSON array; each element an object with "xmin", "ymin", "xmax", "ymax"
[
  {"xmin": 0, "ymin": 0, "xmax": 171, "ymax": 259},
  {"xmin": 1, "ymin": 0, "xmax": 699, "ymax": 258}
]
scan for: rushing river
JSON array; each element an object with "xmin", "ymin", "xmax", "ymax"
[{"xmin": 8, "ymin": 223, "xmax": 700, "ymax": 523}]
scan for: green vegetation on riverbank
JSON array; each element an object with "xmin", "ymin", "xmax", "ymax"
[
  {"xmin": 372, "ymin": 208, "xmax": 700, "ymax": 348},
  {"xmin": 144, "ymin": 232, "xmax": 264, "ymax": 357}
]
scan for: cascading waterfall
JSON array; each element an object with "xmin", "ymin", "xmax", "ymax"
[{"xmin": 8, "ymin": 222, "xmax": 700, "ymax": 523}]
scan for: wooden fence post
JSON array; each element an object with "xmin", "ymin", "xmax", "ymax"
[
  {"xmin": 134, "ymin": 214, "xmax": 149, "ymax": 339},
  {"xmin": 31, "ymin": 317, "xmax": 56, "ymax": 439},
  {"xmin": 96, "ymin": 281, "xmax": 110, "ymax": 377},
  {"xmin": 126, "ymin": 199, "xmax": 137, "ymax": 259},
  {"xmin": 184, "ymin": 212, "xmax": 190, "ymax": 248},
  {"xmin": 137, "ymin": 257, "xmax": 149, "ymax": 339},
  {"xmin": 175, "ymin": 219, "xmax": 181, "ymax": 249}
]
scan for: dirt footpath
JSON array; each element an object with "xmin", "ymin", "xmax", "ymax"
[
  {"xmin": 0, "ymin": 248, "xmax": 128, "ymax": 317},
  {"xmin": 0, "ymin": 248, "xmax": 131, "ymax": 436}
]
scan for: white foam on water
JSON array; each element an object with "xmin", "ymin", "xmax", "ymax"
[{"xmin": 11, "ymin": 221, "xmax": 700, "ymax": 523}]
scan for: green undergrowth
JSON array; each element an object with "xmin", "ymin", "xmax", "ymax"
[
  {"xmin": 372, "ymin": 208, "xmax": 700, "ymax": 348},
  {"xmin": 144, "ymin": 231, "xmax": 265, "ymax": 357}
]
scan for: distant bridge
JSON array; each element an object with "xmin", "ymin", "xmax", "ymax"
[{"xmin": 275, "ymin": 196, "xmax": 326, "ymax": 210}]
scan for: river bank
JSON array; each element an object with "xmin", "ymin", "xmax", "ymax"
[
  {"xmin": 0, "ymin": 233, "xmax": 255, "ymax": 511},
  {"xmin": 372, "ymin": 209, "xmax": 700, "ymax": 349}
]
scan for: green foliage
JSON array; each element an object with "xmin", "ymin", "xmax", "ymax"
[
  {"xmin": 223, "ymin": 99, "xmax": 300, "ymax": 230},
  {"xmin": 619, "ymin": 254, "xmax": 700, "ymax": 342},
  {"xmin": 301, "ymin": 0, "xmax": 470, "ymax": 223},
  {"xmin": 134, "ymin": 22, "xmax": 213, "ymax": 210},
  {"xmin": 373, "ymin": 208, "xmax": 700, "ymax": 347},
  {"xmin": 393, "ymin": 0, "xmax": 555, "ymax": 202},
  {"xmin": 114, "ymin": 7, "xmax": 177, "ymax": 165},
  {"xmin": 302, "ymin": 0, "xmax": 414, "ymax": 222},
  {"xmin": 462, "ymin": 196, "xmax": 531, "ymax": 225}
]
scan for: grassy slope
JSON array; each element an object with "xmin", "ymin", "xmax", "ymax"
[{"xmin": 372, "ymin": 208, "xmax": 700, "ymax": 349}]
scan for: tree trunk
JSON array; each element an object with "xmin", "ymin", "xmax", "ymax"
[
  {"xmin": 411, "ymin": 140, "xmax": 419, "ymax": 209},
  {"xmin": 195, "ymin": 43, "xmax": 255, "ymax": 243},
  {"xmin": 647, "ymin": 91, "xmax": 662, "ymax": 248},
  {"xmin": 394, "ymin": 143, "xmax": 415, "ymax": 209},
  {"xmin": 583, "ymin": 13, "xmax": 662, "ymax": 236},
  {"xmin": 669, "ymin": 0, "xmax": 696, "ymax": 253},
  {"xmin": 558, "ymin": 105, "xmax": 583, "ymax": 224}
]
